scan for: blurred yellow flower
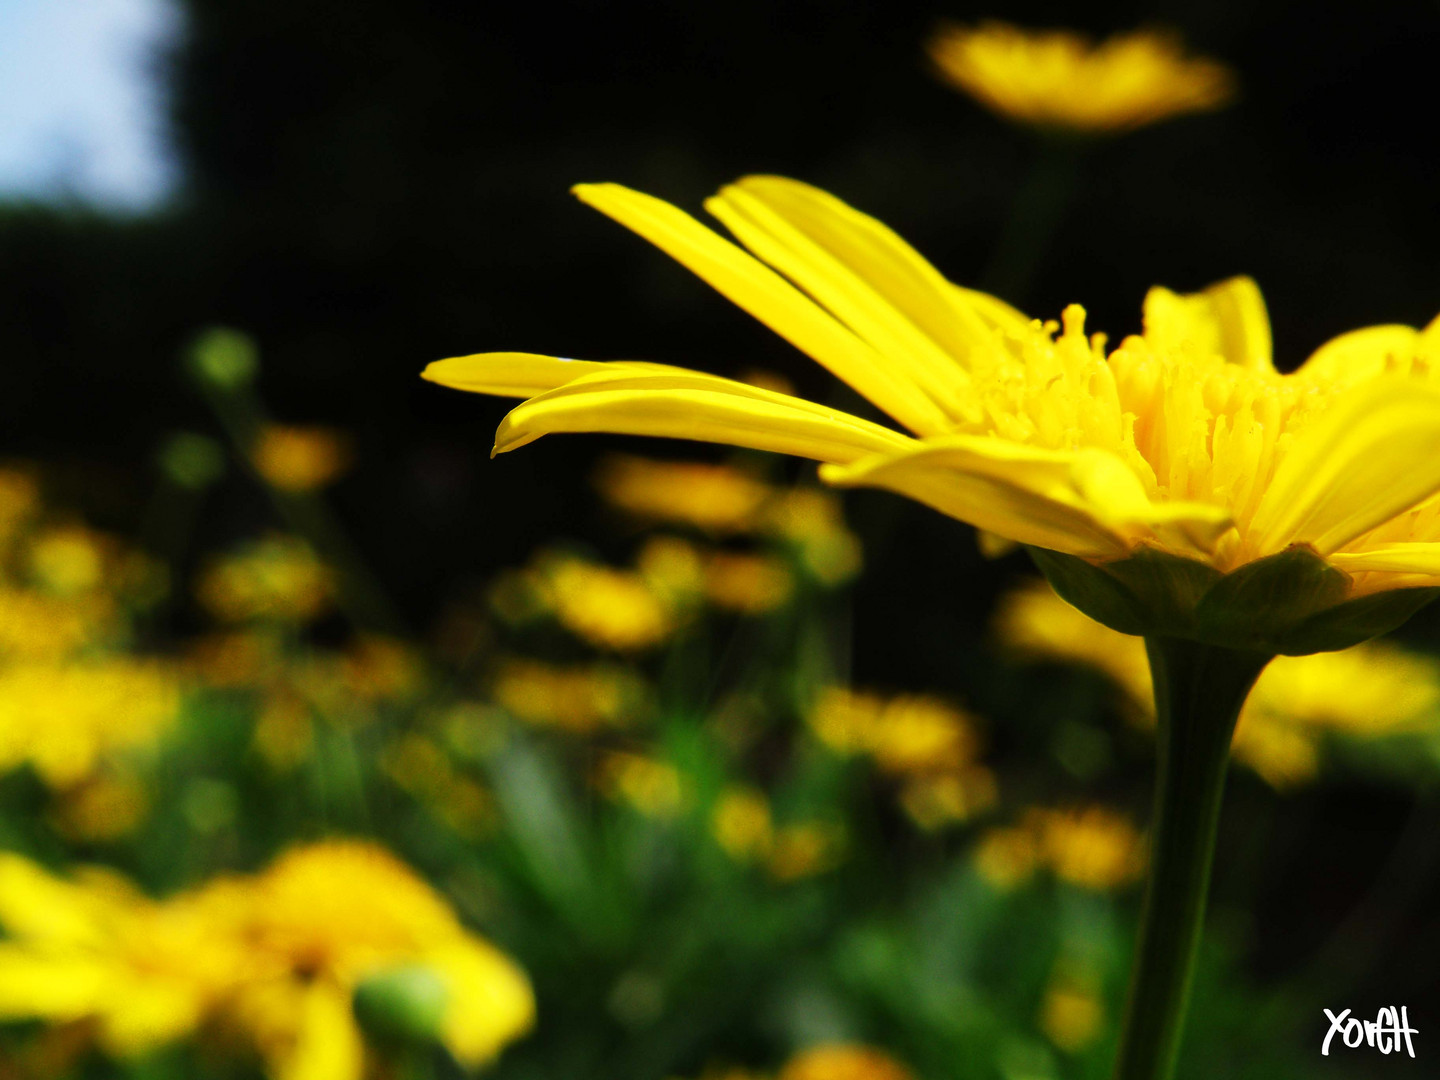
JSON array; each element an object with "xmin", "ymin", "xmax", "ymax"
[
  {"xmin": 637, "ymin": 534, "xmax": 708, "ymax": 601},
  {"xmin": 711, "ymin": 786, "xmax": 774, "ymax": 862},
  {"xmin": 26, "ymin": 525, "xmax": 110, "ymax": 595},
  {"xmin": 778, "ymin": 1044, "xmax": 913, "ymax": 1080},
  {"xmin": 595, "ymin": 454, "xmax": 774, "ymax": 533},
  {"xmin": 762, "ymin": 489, "xmax": 863, "ymax": 585},
  {"xmin": 1028, "ymin": 806, "xmax": 1147, "ymax": 891},
  {"xmin": 973, "ymin": 825, "xmax": 1040, "ymax": 890},
  {"xmin": 252, "ymin": 424, "xmax": 353, "ymax": 492},
  {"xmin": 703, "ymin": 551, "xmax": 794, "ymax": 614},
  {"xmin": 1040, "ymin": 970, "xmax": 1106, "ymax": 1051},
  {"xmin": 527, "ymin": 554, "xmax": 675, "ymax": 651},
  {"xmin": 226, "ymin": 840, "xmax": 534, "ymax": 1076},
  {"xmin": 0, "ymin": 844, "xmax": 535, "ymax": 1077},
  {"xmin": 928, "ymin": 22, "xmax": 1235, "ymax": 134},
  {"xmin": 253, "ymin": 689, "xmax": 315, "ymax": 770},
  {"xmin": 0, "ymin": 854, "xmax": 249, "ymax": 1057},
  {"xmin": 996, "ymin": 579, "xmax": 1440, "ymax": 785},
  {"xmin": 0, "ymin": 658, "xmax": 181, "ymax": 787},
  {"xmin": 51, "ymin": 773, "xmax": 151, "ymax": 841},
  {"xmin": 597, "ymin": 752, "xmax": 687, "ymax": 818},
  {"xmin": 898, "ymin": 768, "xmax": 998, "ymax": 831},
  {"xmin": 492, "ymin": 657, "xmax": 649, "ymax": 732},
  {"xmin": 767, "ymin": 821, "xmax": 845, "ymax": 882},
  {"xmin": 197, "ymin": 535, "xmax": 332, "ymax": 624},
  {"xmin": 0, "ymin": 586, "xmax": 116, "ymax": 660},
  {"xmin": 0, "ymin": 465, "xmax": 39, "ymax": 540},
  {"xmin": 975, "ymin": 806, "xmax": 1145, "ymax": 892},
  {"xmin": 808, "ymin": 688, "xmax": 979, "ymax": 774}
]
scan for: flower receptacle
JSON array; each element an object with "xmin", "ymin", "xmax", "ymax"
[{"xmin": 1029, "ymin": 545, "xmax": 1439, "ymax": 656}]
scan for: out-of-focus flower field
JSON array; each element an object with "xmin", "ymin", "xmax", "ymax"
[{"xmin": 3, "ymin": 322, "xmax": 1440, "ymax": 1080}]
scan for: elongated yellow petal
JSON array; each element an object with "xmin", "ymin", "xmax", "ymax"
[
  {"xmin": 1328, "ymin": 545, "xmax": 1440, "ymax": 577},
  {"xmin": 819, "ymin": 436, "xmax": 1230, "ymax": 561},
  {"xmin": 422, "ymin": 352, "xmax": 671, "ymax": 397},
  {"xmin": 952, "ymin": 284, "xmax": 1032, "ymax": 335},
  {"xmin": 1203, "ymin": 276, "xmax": 1272, "ymax": 372},
  {"xmin": 430, "ymin": 941, "xmax": 535, "ymax": 1066},
  {"xmin": 1298, "ymin": 325, "xmax": 1421, "ymax": 384},
  {"xmin": 704, "ymin": 184, "xmax": 979, "ymax": 424},
  {"xmin": 572, "ymin": 182, "xmax": 952, "ymax": 435},
  {"xmin": 1248, "ymin": 381, "xmax": 1440, "ymax": 555},
  {"xmin": 1143, "ymin": 276, "xmax": 1272, "ymax": 371},
  {"xmin": 712, "ymin": 175, "xmax": 1005, "ymax": 368},
  {"xmin": 494, "ymin": 366, "xmax": 915, "ymax": 464},
  {"xmin": 276, "ymin": 984, "xmax": 365, "ymax": 1080}
]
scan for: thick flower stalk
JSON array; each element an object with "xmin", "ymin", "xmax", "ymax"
[{"xmin": 424, "ymin": 176, "xmax": 1440, "ymax": 1079}]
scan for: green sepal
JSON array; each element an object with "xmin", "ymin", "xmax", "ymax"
[
  {"xmin": 1027, "ymin": 544, "xmax": 1440, "ymax": 655},
  {"xmin": 352, "ymin": 965, "xmax": 449, "ymax": 1048}
]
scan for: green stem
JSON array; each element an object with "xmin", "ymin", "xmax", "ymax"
[{"xmin": 1112, "ymin": 638, "xmax": 1272, "ymax": 1080}]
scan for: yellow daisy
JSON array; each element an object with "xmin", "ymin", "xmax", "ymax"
[
  {"xmin": 425, "ymin": 176, "xmax": 1440, "ymax": 653},
  {"xmin": 928, "ymin": 22, "xmax": 1235, "ymax": 134}
]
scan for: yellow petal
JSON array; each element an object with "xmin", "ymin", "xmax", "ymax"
[
  {"xmin": 429, "ymin": 942, "xmax": 536, "ymax": 1066},
  {"xmin": 0, "ymin": 948, "xmax": 109, "ymax": 1019},
  {"xmin": 710, "ymin": 175, "xmax": 1005, "ymax": 375},
  {"xmin": 494, "ymin": 364, "xmax": 916, "ymax": 464},
  {"xmin": 572, "ymin": 182, "xmax": 952, "ymax": 435},
  {"xmin": 276, "ymin": 984, "xmax": 365, "ymax": 1080},
  {"xmin": 422, "ymin": 352, "xmax": 670, "ymax": 397},
  {"xmin": 952, "ymin": 284, "xmax": 1032, "ymax": 335},
  {"xmin": 1248, "ymin": 380, "xmax": 1440, "ymax": 555},
  {"xmin": 819, "ymin": 436, "xmax": 1230, "ymax": 561},
  {"xmin": 1298, "ymin": 325, "xmax": 1421, "ymax": 384},
  {"xmin": 1328, "ymin": 545, "xmax": 1440, "ymax": 577},
  {"xmin": 1143, "ymin": 276, "xmax": 1272, "ymax": 372}
]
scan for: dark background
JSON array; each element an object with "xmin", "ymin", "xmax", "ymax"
[{"xmin": 2, "ymin": 0, "xmax": 1439, "ymax": 1055}]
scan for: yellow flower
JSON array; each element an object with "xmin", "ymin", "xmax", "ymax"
[
  {"xmin": 762, "ymin": 489, "xmax": 863, "ymax": 585},
  {"xmin": 898, "ymin": 769, "xmax": 998, "ymax": 831},
  {"xmin": 424, "ymin": 177, "xmax": 1440, "ymax": 653},
  {"xmin": 51, "ymin": 773, "xmax": 151, "ymax": 841},
  {"xmin": 996, "ymin": 579, "xmax": 1440, "ymax": 786},
  {"xmin": 1039, "ymin": 969, "xmax": 1106, "ymax": 1052},
  {"xmin": 711, "ymin": 785, "xmax": 774, "ymax": 862},
  {"xmin": 597, "ymin": 752, "xmax": 686, "ymax": 817},
  {"xmin": 520, "ymin": 553, "xmax": 675, "ymax": 651},
  {"xmin": 197, "ymin": 535, "xmax": 332, "ymax": 624},
  {"xmin": 778, "ymin": 1044, "xmax": 913, "ymax": 1080},
  {"xmin": 252, "ymin": 424, "xmax": 353, "ymax": 492},
  {"xmin": 595, "ymin": 453, "xmax": 774, "ymax": 532},
  {"xmin": 927, "ymin": 22, "xmax": 1235, "ymax": 134},
  {"xmin": 492, "ymin": 657, "xmax": 650, "ymax": 732},
  {"xmin": 226, "ymin": 840, "xmax": 533, "ymax": 1077},
  {"xmin": 0, "ymin": 854, "xmax": 249, "ymax": 1057},
  {"xmin": 767, "ymin": 821, "xmax": 845, "ymax": 882},
  {"xmin": 0, "ymin": 658, "xmax": 181, "ymax": 787},
  {"xmin": 808, "ymin": 687, "xmax": 980, "ymax": 775},
  {"xmin": 0, "ymin": 585, "xmax": 116, "ymax": 660},
  {"xmin": 26, "ymin": 526, "xmax": 110, "ymax": 595},
  {"xmin": 703, "ymin": 551, "xmax": 794, "ymax": 614},
  {"xmin": 973, "ymin": 825, "xmax": 1040, "ymax": 890},
  {"xmin": 1027, "ymin": 806, "xmax": 1147, "ymax": 891},
  {"xmin": 0, "ymin": 465, "xmax": 39, "ymax": 540}
]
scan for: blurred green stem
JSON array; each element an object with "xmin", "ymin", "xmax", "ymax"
[
  {"xmin": 981, "ymin": 136, "xmax": 1085, "ymax": 305},
  {"xmin": 1111, "ymin": 639, "xmax": 1271, "ymax": 1080}
]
